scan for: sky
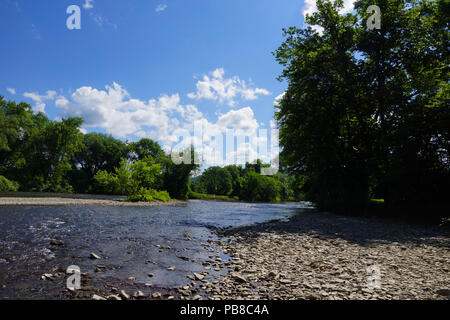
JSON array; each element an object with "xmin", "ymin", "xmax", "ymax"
[{"xmin": 0, "ymin": 0, "xmax": 355, "ymax": 168}]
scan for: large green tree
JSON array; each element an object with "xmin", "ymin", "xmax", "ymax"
[
  {"xmin": 1, "ymin": 97, "xmax": 84, "ymax": 192},
  {"xmin": 274, "ymin": 0, "xmax": 449, "ymax": 215},
  {"xmin": 69, "ymin": 133, "xmax": 127, "ymax": 193}
]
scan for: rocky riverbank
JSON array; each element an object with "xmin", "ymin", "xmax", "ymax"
[
  {"xmin": 206, "ymin": 210, "xmax": 450, "ymax": 300},
  {"xmin": 0, "ymin": 194, "xmax": 186, "ymax": 207}
]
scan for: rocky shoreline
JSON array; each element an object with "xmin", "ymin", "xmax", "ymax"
[
  {"xmin": 82, "ymin": 210, "xmax": 449, "ymax": 301},
  {"xmin": 206, "ymin": 210, "xmax": 450, "ymax": 300},
  {"xmin": 2, "ymin": 202, "xmax": 448, "ymax": 300},
  {"xmin": 0, "ymin": 196, "xmax": 186, "ymax": 207}
]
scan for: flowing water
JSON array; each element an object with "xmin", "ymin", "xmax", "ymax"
[{"xmin": 0, "ymin": 200, "xmax": 313, "ymax": 299}]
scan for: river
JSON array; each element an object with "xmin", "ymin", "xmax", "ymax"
[{"xmin": 0, "ymin": 200, "xmax": 313, "ymax": 299}]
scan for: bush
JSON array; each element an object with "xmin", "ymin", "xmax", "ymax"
[
  {"xmin": 188, "ymin": 191, "xmax": 233, "ymax": 201},
  {"xmin": 94, "ymin": 170, "xmax": 121, "ymax": 195},
  {"xmin": 0, "ymin": 176, "xmax": 19, "ymax": 192},
  {"xmin": 127, "ymin": 188, "xmax": 171, "ymax": 202}
]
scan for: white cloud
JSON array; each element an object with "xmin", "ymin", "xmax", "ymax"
[
  {"xmin": 156, "ymin": 4, "xmax": 168, "ymax": 13},
  {"xmin": 52, "ymin": 81, "xmax": 270, "ymax": 168},
  {"xmin": 274, "ymin": 92, "xmax": 285, "ymax": 108},
  {"xmin": 23, "ymin": 90, "xmax": 57, "ymax": 113},
  {"xmin": 303, "ymin": 0, "xmax": 355, "ymax": 33},
  {"xmin": 216, "ymin": 107, "xmax": 259, "ymax": 135},
  {"xmin": 188, "ymin": 68, "xmax": 270, "ymax": 107},
  {"xmin": 6, "ymin": 88, "xmax": 16, "ymax": 95},
  {"xmin": 83, "ymin": 0, "xmax": 94, "ymax": 10}
]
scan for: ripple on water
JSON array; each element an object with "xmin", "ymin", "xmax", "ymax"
[{"xmin": 0, "ymin": 200, "xmax": 312, "ymax": 298}]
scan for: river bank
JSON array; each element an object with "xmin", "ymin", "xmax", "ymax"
[
  {"xmin": 0, "ymin": 201, "xmax": 448, "ymax": 300},
  {"xmin": 209, "ymin": 210, "xmax": 450, "ymax": 300},
  {"xmin": 0, "ymin": 193, "xmax": 186, "ymax": 207}
]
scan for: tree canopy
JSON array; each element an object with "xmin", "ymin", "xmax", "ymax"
[{"xmin": 274, "ymin": 0, "xmax": 449, "ymax": 215}]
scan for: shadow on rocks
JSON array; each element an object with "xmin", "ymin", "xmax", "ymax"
[{"xmin": 215, "ymin": 209, "xmax": 450, "ymax": 248}]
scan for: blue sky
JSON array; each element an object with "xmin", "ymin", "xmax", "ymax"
[{"xmin": 0, "ymin": 0, "xmax": 342, "ymax": 166}]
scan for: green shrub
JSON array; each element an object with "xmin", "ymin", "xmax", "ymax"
[
  {"xmin": 0, "ymin": 176, "xmax": 19, "ymax": 192},
  {"xmin": 127, "ymin": 188, "xmax": 171, "ymax": 202},
  {"xmin": 188, "ymin": 191, "xmax": 233, "ymax": 201},
  {"xmin": 94, "ymin": 170, "xmax": 121, "ymax": 194}
]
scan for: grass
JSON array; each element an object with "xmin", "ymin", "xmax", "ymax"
[{"xmin": 188, "ymin": 191, "xmax": 237, "ymax": 202}]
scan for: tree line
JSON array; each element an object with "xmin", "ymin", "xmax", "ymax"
[
  {"xmin": 274, "ymin": 0, "xmax": 449, "ymax": 217},
  {"xmin": 0, "ymin": 97, "xmax": 197, "ymax": 201},
  {"xmin": 190, "ymin": 160, "xmax": 304, "ymax": 203}
]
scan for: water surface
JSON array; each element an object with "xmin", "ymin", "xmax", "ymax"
[{"xmin": 0, "ymin": 200, "xmax": 312, "ymax": 299}]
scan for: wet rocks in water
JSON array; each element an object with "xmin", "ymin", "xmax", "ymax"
[
  {"xmin": 152, "ymin": 292, "xmax": 162, "ymax": 298},
  {"xmin": 193, "ymin": 273, "xmax": 204, "ymax": 281},
  {"xmin": 120, "ymin": 290, "xmax": 130, "ymax": 300},
  {"xmin": 41, "ymin": 273, "xmax": 53, "ymax": 280},
  {"xmin": 148, "ymin": 273, "xmax": 155, "ymax": 278},
  {"xmin": 167, "ymin": 266, "xmax": 176, "ymax": 271},
  {"xmin": 90, "ymin": 253, "xmax": 101, "ymax": 260},
  {"xmin": 92, "ymin": 294, "xmax": 107, "ymax": 300},
  {"xmin": 177, "ymin": 256, "xmax": 190, "ymax": 261},
  {"xmin": 50, "ymin": 239, "xmax": 65, "ymax": 246}
]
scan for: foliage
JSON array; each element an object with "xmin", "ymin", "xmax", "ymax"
[
  {"xmin": 1, "ymin": 97, "xmax": 196, "ymax": 201},
  {"xmin": 163, "ymin": 147, "xmax": 200, "ymax": 200},
  {"xmin": 197, "ymin": 166, "xmax": 233, "ymax": 196},
  {"xmin": 188, "ymin": 191, "xmax": 234, "ymax": 201},
  {"xmin": 127, "ymin": 188, "xmax": 171, "ymax": 202},
  {"xmin": 240, "ymin": 172, "xmax": 282, "ymax": 203},
  {"xmin": 0, "ymin": 97, "xmax": 84, "ymax": 192},
  {"xmin": 191, "ymin": 161, "xmax": 294, "ymax": 203},
  {"xmin": 0, "ymin": 175, "xmax": 19, "ymax": 192},
  {"xmin": 69, "ymin": 133, "xmax": 127, "ymax": 193},
  {"xmin": 274, "ymin": 0, "xmax": 449, "ymax": 215}
]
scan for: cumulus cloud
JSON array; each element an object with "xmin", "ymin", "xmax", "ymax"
[
  {"xmin": 216, "ymin": 107, "xmax": 259, "ymax": 135},
  {"xmin": 51, "ymin": 81, "xmax": 273, "ymax": 168},
  {"xmin": 273, "ymin": 92, "xmax": 286, "ymax": 108},
  {"xmin": 55, "ymin": 83, "xmax": 192, "ymax": 145},
  {"xmin": 188, "ymin": 68, "xmax": 270, "ymax": 107},
  {"xmin": 23, "ymin": 90, "xmax": 57, "ymax": 113},
  {"xmin": 6, "ymin": 88, "xmax": 16, "ymax": 95},
  {"xmin": 155, "ymin": 4, "xmax": 168, "ymax": 13}
]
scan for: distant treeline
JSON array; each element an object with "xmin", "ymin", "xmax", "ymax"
[
  {"xmin": 0, "ymin": 97, "xmax": 196, "ymax": 201},
  {"xmin": 274, "ymin": 0, "xmax": 449, "ymax": 217},
  {"xmin": 190, "ymin": 160, "xmax": 304, "ymax": 203}
]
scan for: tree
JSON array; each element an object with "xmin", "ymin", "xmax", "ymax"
[
  {"xmin": 163, "ymin": 147, "xmax": 200, "ymax": 200},
  {"xmin": 198, "ymin": 167, "xmax": 233, "ymax": 196},
  {"xmin": 240, "ymin": 172, "xmax": 281, "ymax": 202},
  {"xmin": 0, "ymin": 176, "xmax": 19, "ymax": 192},
  {"xmin": 274, "ymin": 0, "xmax": 449, "ymax": 215},
  {"xmin": 128, "ymin": 138, "xmax": 165, "ymax": 162},
  {"xmin": 0, "ymin": 96, "xmax": 84, "ymax": 192},
  {"xmin": 70, "ymin": 133, "xmax": 127, "ymax": 193}
]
